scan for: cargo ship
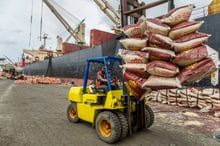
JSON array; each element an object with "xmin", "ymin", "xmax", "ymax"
[{"xmin": 23, "ymin": 0, "xmax": 220, "ymax": 87}]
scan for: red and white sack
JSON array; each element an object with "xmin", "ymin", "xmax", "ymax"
[
  {"xmin": 172, "ymin": 45, "xmax": 218, "ymax": 66},
  {"xmin": 202, "ymin": 88, "xmax": 218, "ymax": 96},
  {"xmin": 214, "ymin": 111, "xmax": 220, "ymax": 118},
  {"xmin": 169, "ymin": 21, "xmax": 204, "ymax": 40},
  {"xmin": 118, "ymin": 49, "xmax": 148, "ymax": 64},
  {"xmin": 125, "ymin": 82, "xmax": 146, "ymax": 100},
  {"xmin": 142, "ymin": 75, "xmax": 182, "ymax": 89},
  {"xmin": 146, "ymin": 18, "xmax": 170, "ymax": 36},
  {"xmin": 142, "ymin": 47, "xmax": 175, "ymax": 61},
  {"xmin": 146, "ymin": 32, "xmax": 173, "ymax": 50},
  {"xmin": 173, "ymin": 32, "xmax": 211, "ymax": 53},
  {"xmin": 122, "ymin": 16, "xmax": 147, "ymax": 38},
  {"xmin": 123, "ymin": 71, "xmax": 147, "ymax": 87},
  {"xmin": 161, "ymin": 4, "xmax": 194, "ymax": 26},
  {"xmin": 123, "ymin": 71, "xmax": 148, "ymax": 100},
  {"xmin": 121, "ymin": 64, "xmax": 150, "ymax": 78},
  {"xmin": 121, "ymin": 61, "xmax": 179, "ymax": 78},
  {"xmin": 120, "ymin": 38, "xmax": 147, "ymax": 51},
  {"xmin": 177, "ymin": 58, "xmax": 218, "ymax": 84},
  {"xmin": 145, "ymin": 61, "xmax": 179, "ymax": 77}
]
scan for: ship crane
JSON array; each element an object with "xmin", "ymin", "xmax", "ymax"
[
  {"xmin": 95, "ymin": 0, "xmax": 174, "ymax": 29},
  {"xmin": 43, "ymin": 0, "xmax": 85, "ymax": 45},
  {"xmin": 94, "ymin": 0, "xmax": 121, "ymax": 27},
  {"xmin": 94, "ymin": 0, "xmax": 121, "ymax": 33}
]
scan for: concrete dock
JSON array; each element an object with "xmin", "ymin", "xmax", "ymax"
[{"xmin": 0, "ymin": 79, "xmax": 219, "ymax": 145}]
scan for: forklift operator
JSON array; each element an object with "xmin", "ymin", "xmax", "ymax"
[{"xmin": 96, "ymin": 66, "xmax": 108, "ymax": 89}]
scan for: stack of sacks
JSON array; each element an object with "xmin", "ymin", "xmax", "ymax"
[
  {"xmin": 0, "ymin": 72, "xmax": 6, "ymax": 76},
  {"xmin": 14, "ymin": 80, "xmax": 26, "ymax": 84},
  {"xmin": 145, "ymin": 88, "xmax": 220, "ymax": 118},
  {"xmin": 211, "ymin": 92, "xmax": 220, "ymax": 118},
  {"xmin": 19, "ymin": 76, "xmax": 62, "ymax": 84},
  {"xmin": 145, "ymin": 88, "xmax": 212, "ymax": 108},
  {"xmin": 5, "ymin": 73, "xmax": 11, "ymax": 79},
  {"xmin": 118, "ymin": 4, "xmax": 219, "ymax": 100},
  {"xmin": 161, "ymin": 4, "xmax": 218, "ymax": 84}
]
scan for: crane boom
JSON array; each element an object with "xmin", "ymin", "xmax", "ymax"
[
  {"xmin": 94, "ymin": 0, "xmax": 121, "ymax": 27},
  {"xmin": 43, "ymin": 0, "xmax": 85, "ymax": 44},
  {"xmin": 3, "ymin": 55, "xmax": 14, "ymax": 65}
]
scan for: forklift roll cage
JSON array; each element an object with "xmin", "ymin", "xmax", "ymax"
[{"xmin": 83, "ymin": 56, "xmax": 122, "ymax": 93}]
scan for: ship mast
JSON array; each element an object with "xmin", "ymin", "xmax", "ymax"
[{"xmin": 39, "ymin": 33, "xmax": 49, "ymax": 49}]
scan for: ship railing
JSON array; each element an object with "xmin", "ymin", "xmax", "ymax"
[
  {"xmin": 192, "ymin": 1, "xmax": 220, "ymax": 19},
  {"xmin": 191, "ymin": 5, "xmax": 209, "ymax": 19}
]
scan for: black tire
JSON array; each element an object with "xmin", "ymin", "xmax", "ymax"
[
  {"xmin": 145, "ymin": 104, "xmax": 154, "ymax": 128},
  {"xmin": 67, "ymin": 102, "xmax": 80, "ymax": 123},
  {"xmin": 95, "ymin": 111, "xmax": 122, "ymax": 144},
  {"xmin": 114, "ymin": 111, "xmax": 128, "ymax": 140}
]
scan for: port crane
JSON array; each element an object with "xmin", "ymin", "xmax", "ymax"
[
  {"xmin": 43, "ymin": 0, "xmax": 85, "ymax": 45},
  {"xmin": 94, "ymin": 0, "xmax": 174, "ymax": 28}
]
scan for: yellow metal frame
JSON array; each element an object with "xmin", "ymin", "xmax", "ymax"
[
  {"xmin": 68, "ymin": 87, "xmax": 83, "ymax": 102},
  {"xmin": 68, "ymin": 87, "xmax": 126, "ymax": 126}
]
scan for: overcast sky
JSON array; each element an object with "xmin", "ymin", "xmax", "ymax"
[{"xmin": 0, "ymin": 0, "xmax": 212, "ymax": 64}]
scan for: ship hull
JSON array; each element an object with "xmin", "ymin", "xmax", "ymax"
[{"xmin": 24, "ymin": 40, "xmax": 122, "ymax": 80}]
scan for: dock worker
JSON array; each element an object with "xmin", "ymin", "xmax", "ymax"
[{"xmin": 96, "ymin": 66, "xmax": 108, "ymax": 89}]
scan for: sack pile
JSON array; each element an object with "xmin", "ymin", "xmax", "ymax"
[
  {"xmin": 0, "ymin": 72, "xmax": 6, "ymax": 76},
  {"xmin": 119, "ymin": 4, "xmax": 219, "ymax": 100},
  {"xmin": 15, "ymin": 76, "xmax": 62, "ymax": 84},
  {"xmin": 145, "ymin": 88, "xmax": 220, "ymax": 118}
]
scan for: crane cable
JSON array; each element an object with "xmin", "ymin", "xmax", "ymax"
[
  {"xmin": 49, "ymin": 0, "xmax": 81, "ymax": 27},
  {"xmin": 29, "ymin": 0, "xmax": 34, "ymax": 48},
  {"xmin": 40, "ymin": 0, "xmax": 44, "ymax": 41}
]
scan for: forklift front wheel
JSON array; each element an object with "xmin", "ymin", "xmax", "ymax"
[
  {"xmin": 96, "ymin": 111, "xmax": 121, "ymax": 144},
  {"xmin": 145, "ymin": 104, "xmax": 154, "ymax": 128},
  {"xmin": 67, "ymin": 102, "xmax": 80, "ymax": 123},
  {"xmin": 114, "ymin": 111, "xmax": 128, "ymax": 140}
]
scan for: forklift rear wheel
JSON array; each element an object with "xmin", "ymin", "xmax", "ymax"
[
  {"xmin": 145, "ymin": 104, "xmax": 154, "ymax": 128},
  {"xmin": 96, "ymin": 111, "xmax": 121, "ymax": 144},
  {"xmin": 114, "ymin": 111, "xmax": 128, "ymax": 140},
  {"xmin": 67, "ymin": 102, "xmax": 79, "ymax": 123}
]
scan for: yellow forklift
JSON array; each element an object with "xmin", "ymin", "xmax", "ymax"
[{"xmin": 67, "ymin": 56, "xmax": 154, "ymax": 143}]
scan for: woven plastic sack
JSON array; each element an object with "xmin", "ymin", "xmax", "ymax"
[
  {"xmin": 120, "ymin": 38, "xmax": 147, "ymax": 51},
  {"xmin": 173, "ymin": 32, "xmax": 210, "ymax": 53},
  {"xmin": 172, "ymin": 45, "xmax": 218, "ymax": 66},
  {"xmin": 177, "ymin": 58, "xmax": 218, "ymax": 83},
  {"xmin": 125, "ymin": 82, "xmax": 146, "ymax": 100},
  {"xmin": 121, "ymin": 64, "xmax": 150, "ymax": 78},
  {"xmin": 169, "ymin": 21, "xmax": 204, "ymax": 40},
  {"xmin": 142, "ymin": 75, "xmax": 182, "ymax": 89},
  {"xmin": 122, "ymin": 16, "xmax": 146, "ymax": 38},
  {"xmin": 145, "ymin": 60, "xmax": 179, "ymax": 77},
  {"xmin": 121, "ymin": 61, "xmax": 179, "ymax": 78},
  {"xmin": 146, "ymin": 32, "xmax": 173, "ymax": 50},
  {"xmin": 118, "ymin": 49, "xmax": 148, "ymax": 64},
  {"xmin": 162, "ymin": 4, "xmax": 194, "ymax": 26},
  {"xmin": 142, "ymin": 47, "xmax": 175, "ymax": 61},
  {"xmin": 123, "ymin": 71, "xmax": 148, "ymax": 100},
  {"xmin": 146, "ymin": 18, "xmax": 170, "ymax": 36}
]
